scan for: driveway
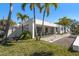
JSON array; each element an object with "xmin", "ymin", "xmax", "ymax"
[
  {"xmin": 53, "ymin": 35, "xmax": 76, "ymax": 48},
  {"xmin": 41, "ymin": 33, "xmax": 76, "ymax": 48},
  {"xmin": 41, "ymin": 33, "xmax": 71, "ymax": 43}
]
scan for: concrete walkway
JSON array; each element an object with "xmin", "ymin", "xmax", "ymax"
[{"xmin": 41, "ymin": 33, "xmax": 71, "ymax": 43}]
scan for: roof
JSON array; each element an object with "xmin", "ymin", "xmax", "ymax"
[
  {"xmin": 35, "ymin": 19, "xmax": 59, "ymax": 27},
  {"xmin": 20, "ymin": 18, "xmax": 60, "ymax": 27}
]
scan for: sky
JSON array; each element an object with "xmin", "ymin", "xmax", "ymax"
[{"xmin": 0, "ymin": 3, "xmax": 79, "ymax": 23}]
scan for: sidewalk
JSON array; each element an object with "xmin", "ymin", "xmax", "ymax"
[{"xmin": 41, "ymin": 33, "xmax": 71, "ymax": 43}]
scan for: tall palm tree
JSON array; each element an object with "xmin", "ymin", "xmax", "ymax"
[
  {"xmin": 2, "ymin": 3, "xmax": 13, "ymax": 44},
  {"xmin": 40, "ymin": 3, "xmax": 58, "ymax": 36},
  {"xmin": 17, "ymin": 13, "xmax": 29, "ymax": 33},
  {"xmin": 22, "ymin": 3, "xmax": 41, "ymax": 40}
]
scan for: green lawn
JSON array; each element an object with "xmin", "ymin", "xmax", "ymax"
[{"xmin": 0, "ymin": 39, "xmax": 79, "ymax": 56}]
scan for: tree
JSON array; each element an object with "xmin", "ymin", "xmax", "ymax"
[
  {"xmin": 56, "ymin": 17, "xmax": 72, "ymax": 33},
  {"xmin": 22, "ymin": 3, "xmax": 41, "ymax": 40},
  {"xmin": 2, "ymin": 3, "xmax": 13, "ymax": 44},
  {"xmin": 0, "ymin": 19, "xmax": 16, "ymax": 31},
  {"xmin": 0, "ymin": 19, "xmax": 16, "ymax": 26},
  {"xmin": 17, "ymin": 12, "xmax": 29, "ymax": 33},
  {"xmin": 9, "ymin": 20, "xmax": 16, "ymax": 26},
  {"xmin": 70, "ymin": 19, "xmax": 79, "ymax": 34},
  {"xmin": 40, "ymin": 3, "xmax": 58, "ymax": 36}
]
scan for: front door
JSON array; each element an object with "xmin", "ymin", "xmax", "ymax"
[{"xmin": 45, "ymin": 27, "xmax": 48, "ymax": 35}]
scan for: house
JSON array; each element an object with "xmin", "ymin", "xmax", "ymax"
[{"xmin": 8, "ymin": 19, "xmax": 70, "ymax": 38}]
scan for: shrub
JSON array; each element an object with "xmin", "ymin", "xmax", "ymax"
[
  {"xmin": 0, "ymin": 31, "xmax": 5, "ymax": 38},
  {"xmin": 0, "ymin": 35, "xmax": 4, "ymax": 38},
  {"xmin": 22, "ymin": 30, "xmax": 32, "ymax": 39},
  {"xmin": 71, "ymin": 27, "xmax": 79, "ymax": 35}
]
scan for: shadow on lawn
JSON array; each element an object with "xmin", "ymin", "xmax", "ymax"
[
  {"xmin": 1, "ymin": 43, "xmax": 14, "ymax": 47},
  {"xmin": 30, "ymin": 51, "xmax": 54, "ymax": 56},
  {"xmin": 0, "ymin": 40, "xmax": 14, "ymax": 47},
  {"xmin": 68, "ymin": 46, "xmax": 78, "ymax": 53}
]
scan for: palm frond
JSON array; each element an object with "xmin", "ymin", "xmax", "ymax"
[
  {"xmin": 22, "ymin": 3, "xmax": 27, "ymax": 11},
  {"xmin": 52, "ymin": 3, "xmax": 58, "ymax": 10},
  {"xmin": 36, "ymin": 3, "xmax": 42, "ymax": 13},
  {"xmin": 36, "ymin": 3, "xmax": 40, "ymax": 8},
  {"xmin": 30, "ymin": 3, "xmax": 34, "ymax": 10},
  {"xmin": 17, "ymin": 13, "xmax": 22, "ymax": 20},
  {"xmin": 39, "ymin": 4, "xmax": 44, "ymax": 13},
  {"xmin": 46, "ymin": 7, "xmax": 49, "ymax": 17},
  {"xmin": 23, "ymin": 14, "xmax": 29, "ymax": 20}
]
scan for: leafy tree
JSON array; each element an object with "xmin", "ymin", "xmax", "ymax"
[
  {"xmin": 56, "ymin": 17, "xmax": 72, "ymax": 33},
  {"xmin": 9, "ymin": 20, "xmax": 16, "ymax": 26},
  {"xmin": 0, "ymin": 19, "xmax": 16, "ymax": 26},
  {"xmin": 70, "ymin": 20, "xmax": 79, "ymax": 34},
  {"xmin": 0, "ymin": 19, "xmax": 16, "ymax": 31}
]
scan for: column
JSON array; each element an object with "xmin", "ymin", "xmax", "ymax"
[
  {"xmin": 32, "ymin": 22, "xmax": 35, "ymax": 39},
  {"xmin": 54, "ymin": 27, "xmax": 57, "ymax": 34},
  {"xmin": 59, "ymin": 25, "xmax": 62, "ymax": 34}
]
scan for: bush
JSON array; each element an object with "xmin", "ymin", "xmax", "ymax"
[
  {"xmin": 0, "ymin": 31, "xmax": 5, "ymax": 38},
  {"xmin": 0, "ymin": 35, "xmax": 4, "ymax": 38},
  {"xmin": 71, "ymin": 27, "xmax": 79, "ymax": 35},
  {"xmin": 22, "ymin": 30, "xmax": 32, "ymax": 39}
]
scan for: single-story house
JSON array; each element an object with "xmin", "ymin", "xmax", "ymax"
[{"xmin": 8, "ymin": 19, "xmax": 70, "ymax": 38}]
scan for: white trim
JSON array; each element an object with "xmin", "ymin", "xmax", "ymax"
[{"xmin": 35, "ymin": 19, "xmax": 59, "ymax": 27}]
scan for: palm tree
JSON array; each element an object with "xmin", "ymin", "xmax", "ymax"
[
  {"xmin": 2, "ymin": 3, "xmax": 13, "ymax": 44},
  {"xmin": 22, "ymin": 3, "xmax": 41, "ymax": 40},
  {"xmin": 40, "ymin": 3, "xmax": 58, "ymax": 36},
  {"xmin": 17, "ymin": 13, "xmax": 29, "ymax": 33}
]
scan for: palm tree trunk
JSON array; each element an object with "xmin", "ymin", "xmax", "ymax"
[
  {"xmin": 2, "ymin": 3, "xmax": 12, "ymax": 44},
  {"xmin": 41, "ymin": 9, "xmax": 46, "ymax": 37},
  {"xmin": 33, "ymin": 6, "xmax": 38, "ymax": 40},
  {"xmin": 22, "ymin": 20, "xmax": 23, "ymax": 33},
  {"xmin": 33, "ymin": 6, "xmax": 36, "ymax": 37}
]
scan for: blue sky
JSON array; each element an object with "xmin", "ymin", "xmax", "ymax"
[{"xmin": 0, "ymin": 3, "xmax": 79, "ymax": 23}]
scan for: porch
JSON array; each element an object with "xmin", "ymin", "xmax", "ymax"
[{"xmin": 36, "ymin": 25, "xmax": 58, "ymax": 37}]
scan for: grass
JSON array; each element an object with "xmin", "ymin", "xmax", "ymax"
[{"xmin": 0, "ymin": 39, "xmax": 79, "ymax": 56}]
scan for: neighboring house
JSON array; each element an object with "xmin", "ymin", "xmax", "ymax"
[{"xmin": 8, "ymin": 19, "xmax": 70, "ymax": 38}]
